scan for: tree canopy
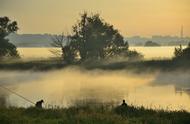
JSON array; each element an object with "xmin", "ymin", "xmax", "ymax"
[
  {"xmin": 70, "ymin": 12, "xmax": 128, "ymax": 61},
  {"xmin": 0, "ymin": 17, "xmax": 19, "ymax": 59},
  {"xmin": 51, "ymin": 13, "xmax": 143, "ymax": 63}
]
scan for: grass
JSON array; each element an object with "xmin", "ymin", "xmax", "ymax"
[
  {"xmin": 0, "ymin": 58, "xmax": 68, "ymax": 71},
  {"xmin": 0, "ymin": 58, "xmax": 190, "ymax": 72},
  {"xmin": 0, "ymin": 104, "xmax": 190, "ymax": 124}
]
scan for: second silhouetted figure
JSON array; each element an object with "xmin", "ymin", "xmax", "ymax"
[{"xmin": 121, "ymin": 100, "xmax": 127, "ymax": 107}]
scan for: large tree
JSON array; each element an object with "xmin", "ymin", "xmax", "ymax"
[
  {"xmin": 0, "ymin": 17, "xmax": 19, "ymax": 59},
  {"xmin": 70, "ymin": 12, "xmax": 128, "ymax": 61},
  {"xmin": 51, "ymin": 13, "xmax": 142, "ymax": 63}
]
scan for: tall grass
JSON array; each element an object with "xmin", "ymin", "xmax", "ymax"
[{"xmin": 0, "ymin": 104, "xmax": 190, "ymax": 124}]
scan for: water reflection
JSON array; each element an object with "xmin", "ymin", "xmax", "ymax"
[
  {"xmin": 17, "ymin": 46, "xmax": 181, "ymax": 60},
  {"xmin": 0, "ymin": 68, "xmax": 190, "ymax": 111},
  {"xmin": 175, "ymin": 87, "xmax": 190, "ymax": 97}
]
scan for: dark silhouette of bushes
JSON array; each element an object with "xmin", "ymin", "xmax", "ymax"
[{"xmin": 174, "ymin": 43, "xmax": 190, "ymax": 61}]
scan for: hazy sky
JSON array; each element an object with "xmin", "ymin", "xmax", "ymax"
[{"xmin": 0, "ymin": 0, "xmax": 190, "ymax": 37}]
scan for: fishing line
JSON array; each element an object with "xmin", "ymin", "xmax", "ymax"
[{"xmin": 0, "ymin": 84, "xmax": 35, "ymax": 105}]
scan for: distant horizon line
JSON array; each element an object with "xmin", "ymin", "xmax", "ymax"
[{"xmin": 13, "ymin": 33, "xmax": 190, "ymax": 38}]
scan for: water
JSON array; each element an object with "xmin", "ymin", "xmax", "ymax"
[
  {"xmin": 130, "ymin": 46, "xmax": 177, "ymax": 59},
  {"xmin": 0, "ymin": 47, "xmax": 190, "ymax": 111},
  {"xmin": 17, "ymin": 46, "xmax": 186, "ymax": 60},
  {"xmin": 0, "ymin": 69, "xmax": 190, "ymax": 111}
]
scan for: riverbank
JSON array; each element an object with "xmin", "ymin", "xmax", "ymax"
[
  {"xmin": 0, "ymin": 104, "xmax": 190, "ymax": 124},
  {"xmin": 0, "ymin": 58, "xmax": 189, "ymax": 72}
]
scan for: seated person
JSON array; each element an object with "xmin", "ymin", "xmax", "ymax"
[
  {"xmin": 35, "ymin": 100, "xmax": 44, "ymax": 108},
  {"xmin": 121, "ymin": 99, "xmax": 127, "ymax": 106}
]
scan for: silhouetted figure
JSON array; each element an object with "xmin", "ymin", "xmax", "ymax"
[
  {"xmin": 35, "ymin": 100, "xmax": 44, "ymax": 108},
  {"xmin": 114, "ymin": 100, "xmax": 128, "ymax": 116},
  {"xmin": 121, "ymin": 100, "xmax": 127, "ymax": 107}
]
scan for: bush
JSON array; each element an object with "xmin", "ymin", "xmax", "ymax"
[{"xmin": 174, "ymin": 43, "xmax": 190, "ymax": 61}]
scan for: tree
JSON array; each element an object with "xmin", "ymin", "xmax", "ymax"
[
  {"xmin": 70, "ymin": 12, "xmax": 128, "ymax": 61},
  {"xmin": 51, "ymin": 13, "xmax": 142, "ymax": 63},
  {"xmin": 0, "ymin": 17, "xmax": 19, "ymax": 59},
  {"xmin": 51, "ymin": 33, "xmax": 77, "ymax": 63}
]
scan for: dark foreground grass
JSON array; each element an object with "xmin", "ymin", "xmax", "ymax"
[{"xmin": 0, "ymin": 105, "xmax": 190, "ymax": 124}]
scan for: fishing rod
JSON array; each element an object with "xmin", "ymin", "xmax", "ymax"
[
  {"xmin": 0, "ymin": 84, "xmax": 36, "ymax": 105},
  {"xmin": 0, "ymin": 84, "xmax": 57, "ymax": 109}
]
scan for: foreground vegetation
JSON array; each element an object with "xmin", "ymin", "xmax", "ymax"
[{"xmin": 0, "ymin": 104, "xmax": 190, "ymax": 124}]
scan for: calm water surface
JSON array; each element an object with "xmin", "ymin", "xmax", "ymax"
[
  {"xmin": 17, "ymin": 46, "xmax": 187, "ymax": 60},
  {"xmin": 0, "ymin": 47, "xmax": 189, "ymax": 111},
  {"xmin": 0, "ymin": 69, "xmax": 190, "ymax": 111}
]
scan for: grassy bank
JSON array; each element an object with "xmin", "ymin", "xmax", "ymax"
[
  {"xmin": 0, "ymin": 105, "xmax": 190, "ymax": 124},
  {"xmin": 0, "ymin": 58, "xmax": 190, "ymax": 71}
]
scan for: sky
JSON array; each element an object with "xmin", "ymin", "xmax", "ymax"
[{"xmin": 0, "ymin": 0, "xmax": 190, "ymax": 37}]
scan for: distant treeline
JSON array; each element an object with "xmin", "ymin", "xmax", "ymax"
[
  {"xmin": 8, "ymin": 34, "xmax": 190, "ymax": 47},
  {"xmin": 127, "ymin": 36, "xmax": 190, "ymax": 46},
  {"xmin": 8, "ymin": 33, "xmax": 54, "ymax": 47}
]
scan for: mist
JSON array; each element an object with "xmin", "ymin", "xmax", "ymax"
[{"xmin": 0, "ymin": 67, "xmax": 190, "ymax": 111}]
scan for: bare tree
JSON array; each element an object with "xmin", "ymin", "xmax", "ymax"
[
  {"xmin": 50, "ymin": 33, "xmax": 76, "ymax": 63},
  {"xmin": 51, "ymin": 33, "xmax": 66, "ymax": 58}
]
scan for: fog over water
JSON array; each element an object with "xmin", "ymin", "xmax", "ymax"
[{"xmin": 0, "ymin": 68, "xmax": 190, "ymax": 111}]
